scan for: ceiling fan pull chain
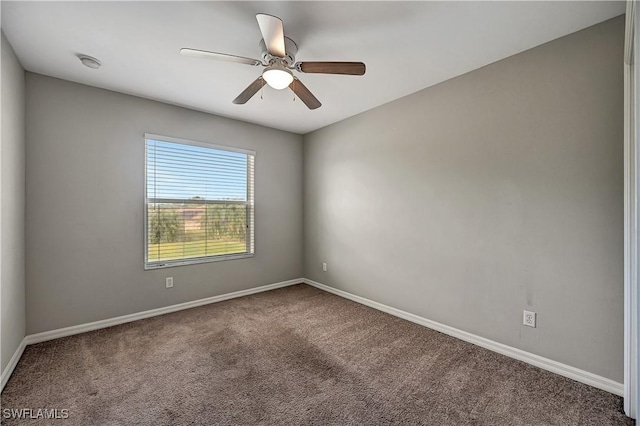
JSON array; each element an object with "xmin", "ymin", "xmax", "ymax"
[
  {"xmin": 293, "ymin": 80, "xmax": 296, "ymax": 102},
  {"xmin": 260, "ymin": 84, "xmax": 264, "ymax": 100}
]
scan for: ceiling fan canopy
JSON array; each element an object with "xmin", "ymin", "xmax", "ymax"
[{"xmin": 180, "ymin": 13, "xmax": 366, "ymax": 110}]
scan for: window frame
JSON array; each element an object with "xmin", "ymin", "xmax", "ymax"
[{"xmin": 144, "ymin": 133, "xmax": 255, "ymax": 270}]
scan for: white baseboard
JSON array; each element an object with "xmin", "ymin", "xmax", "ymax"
[
  {"xmin": 2, "ymin": 277, "xmax": 624, "ymax": 399},
  {"xmin": 303, "ymin": 278, "xmax": 624, "ymax": 397},
  {"xmin": 25, "ymin": 278, "xmax": 303, "ymax": 345},
  {"xmin": 1, "ymin": 337, "xmax": 27, "ymax": 392}
]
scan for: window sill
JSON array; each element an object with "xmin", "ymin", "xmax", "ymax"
[{"xmin": 145, "ymin": 253, "xmax": 254, "ymax": 270}]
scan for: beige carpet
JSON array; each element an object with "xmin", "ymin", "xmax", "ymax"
[{"xmin": 1, "ymin": 284, "xmax": 633, "ymax": 425}]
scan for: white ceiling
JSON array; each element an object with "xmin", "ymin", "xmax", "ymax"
[{"xmin": 1, "ymin": 1, "xmax": 625, "ymax": 134}]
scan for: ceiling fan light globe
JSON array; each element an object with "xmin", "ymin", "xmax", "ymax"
[{"xmin": 263, "ymin": 67, "xmax": 293, "ymax": 90}]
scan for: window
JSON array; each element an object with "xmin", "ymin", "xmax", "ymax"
[{"xmin": 145, "ymin": 134, "xmax": 255, "ymax": 269}]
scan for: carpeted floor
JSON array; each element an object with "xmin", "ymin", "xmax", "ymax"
[{"xmin": 1, "ymin": 284, "xmax": 633, "ymax": 425}]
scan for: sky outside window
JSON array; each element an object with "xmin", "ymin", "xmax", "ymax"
[{"xmin": 146, "ymin": 139, "xmax": 248, "ymax": 201}]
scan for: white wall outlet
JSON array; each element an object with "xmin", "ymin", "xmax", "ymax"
[
  {"xmin": 166, "ymin": 277, "xmax": 174, "ymax": 288},
  {"xmin": 523, "ymin": 310, "xmax": 536, "ymax": 328},
  {"xmin": 322, "ymin": 262, "xmax": 327, "ymax": 272}
]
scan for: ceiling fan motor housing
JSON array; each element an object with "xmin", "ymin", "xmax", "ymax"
[{"xmin": 260, "ymin": 37, "xmax": 298, "ymax": 66}]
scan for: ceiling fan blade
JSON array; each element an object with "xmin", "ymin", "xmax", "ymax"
[
  {"xmin": 233, "ymin": 77, "xmax": 267, "ymax": 104},
  {"xmin": 256, "ymin": 14, "xmax": 286, "ymax": 57},
  {"xmin": 289, "ymin": 78, "xmax": 321, "ymax": 110},
  {"xmin": 180, "ymin": 48, "xmax": 262, "ymax": 66},
  {"xmin": 296, "ymin": 62, "xmax": 366, "ymax": 76}
]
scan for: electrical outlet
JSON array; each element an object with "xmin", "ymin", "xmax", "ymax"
[
  {"xmin": 322, "ymin": 262, "xmax": 327, "ymax": 272},
  {"xmin": 166, "ymin": 277, "xmax": 174, "ymax": 288},
  {"xmin": 523, "ymin": 310, "xmax": 536, "ymax": 328}
]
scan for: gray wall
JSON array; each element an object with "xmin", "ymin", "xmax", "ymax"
[
  {"xmin": 25, "ymin": 74, "xmax": 303, "ymax": 334},
  {"xmin": 303, "ymin": 17, "xmax": 624, "ymax": 382},
  {"xmin": 1, "ymin": 32, "xmax": 26, "ymax": 373}
]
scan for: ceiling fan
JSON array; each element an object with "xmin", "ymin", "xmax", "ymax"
[{"xmin": 180, "ymin": 14, "xmax": 366, "ymax": 110}]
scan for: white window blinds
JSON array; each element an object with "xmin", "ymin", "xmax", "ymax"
[{"xmin": 145, "ymin": 134, "xmax": 255, "ymax": 269}]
